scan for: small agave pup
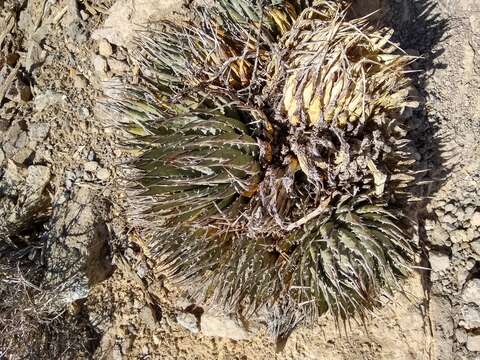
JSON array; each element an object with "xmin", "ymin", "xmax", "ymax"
[{"xmin": 107, "ymin": 0, "xmax": 420, "ymax": 340}]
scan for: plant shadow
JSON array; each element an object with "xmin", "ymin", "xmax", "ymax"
[{"xmin": 385, "ymin": 0, "xmax": 452, "ymax": 330}]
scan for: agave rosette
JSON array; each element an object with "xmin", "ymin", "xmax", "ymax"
[{"xmin": 107, "ymin": 0, "xmax": 420, "ymax": 334}]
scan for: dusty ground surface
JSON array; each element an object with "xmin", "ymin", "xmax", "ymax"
[{"xmin": 1, "ymin": 0, "xmax": 479, "ymax": 359}]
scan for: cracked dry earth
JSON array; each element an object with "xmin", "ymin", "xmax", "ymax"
[{"xmin": 1, "ymin": 0, "xmax": 479, "ymax": 359}]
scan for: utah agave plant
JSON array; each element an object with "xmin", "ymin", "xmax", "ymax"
[{"xmin": 107, "ymin": 0, "xmax": 420, "ymax": 338}]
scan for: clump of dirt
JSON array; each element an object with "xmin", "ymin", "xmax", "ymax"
[{"xmin": 1, "ymin": 0, "xmax": 480, "ymax": 359}]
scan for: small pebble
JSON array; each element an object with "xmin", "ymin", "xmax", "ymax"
[
  {"xmin": 465, "ymin": 206, "xmax": 475, "ymax": 216},
  {"xmin": 115, "ymin": 51, "xmax": 127, "ymax": 61},
  {"xmin": 87, "ymin": 150, "xmax": 96, "ymax": 161},
  {"xmin": 92, "ymin": 55, "xmax": 108, "ymax": 79},
  {"xmin": 443, "ymin": 214, "xmax": 457, "ymax": 225},
  {"xmin": 450, "ymin": 229, "xmax": 467, "ymax": 244},
  {"xmin": 84, "ymin": 161, "xmax": 99, "ymax": 172},
  {"xmin": 471, "ymin": 212, "xmax": 480, "ymax": 227},
  {"xmin": 107, "ymin": 58, "xmax": 129, "ymax": 74},
  {"xmin": 65, "ymin": 170, "xmax": 76, "ymax": 189},
  {"xmin": 445, "ymin": 203, "xmax": 456, "ymax": 213},
  {"xmin": 79, "ymin": 107, "xmax": 90, "ymax": 119},
  {"xmin": 34, "ymin": 91, "xmax": 67, "ymax": 112},
  {"xmin": 73, "ymin": 74, "xmax": 88, "ymax": 89},
  {"xmin": 28, "ymin": 123, "xmax": 50, "ymax": 142},
  {"xmin": 467, "ymin": 228, "xmax": 477, "ymax": 241},
  {"xmin": 80, "ymin": 10, "xmax": 89, "ymax": 21},
  {"xmin": 12, "ymin": 147, "xmax": 34, "ymax": 164},
  {"xmin": 456, "ymin": 208, "xmax": 465, "ymax": 222},
  {"xmin": 96, "ymin": 168, "xmax": 111, "ymax": 180},
  {"xmin": 430, "ymin": 251, "xmax": 450, "ymax": 272},
  {"xmin": 139, "ymin": 306, "xmax": 157, "ymax": 330},
  {"xmin": 443, "ymin": 223, "xmax": 457, "ymax": 232},
  {"xmin": 467, "ymin": 258, "xmax": 476, "ymax": 269},
  {"xmin": 424, "ymin": 219, "xmax": 435, "ymax": 231},
  {"xmin": 98, "ymin": 38, "xmax": 113, "ymax": 58},
  {"xmin": 430, "ymin": 224, "xmax": 450, "ymax": 246},
  {"xmin": 452, "ymin": 243, "xmax": 461, "ymax": 254},
  {"xmin": 435, "ymin": 209, "xmax": 444, "ymax": 218},
  {"xmin": 467, "ymin": 334, "xmax": 480, "ymax": 352},
  {"xmin": 471, "ymin": 240, "xmax": 480, "ymax": 256},
  {"xmin": 176, "ymin": 312, "xmax": 199, "ymax": 334},
  {"xmin": 83, "ymin": 172, "xmax": 93, "ymax": 181}
]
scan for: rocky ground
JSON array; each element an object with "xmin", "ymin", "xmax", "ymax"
[{"xmin": 0, "ymin": 0, "xmax": 479, "ymax": 359}]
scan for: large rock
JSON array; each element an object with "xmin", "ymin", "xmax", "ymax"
[
  {"xmin": 471, "ymin": 239, "xmax": 480, "ymax": 256},
  {"xmin": 429, "ymin": 251, "xmax": 450, "ymax": 272},
  {"xmin": 2, "ymin": 121, "xmax": 28, "ymax": 159},
  {"xmin": 200, "ymin": 312, "xmax": 250, "ymax": 341},
  {"xmin": 177, "ymin": 312, "xmax": 200, "ymax": 334},
  {"xmin": 467, "ymin": 334, "xmax": 480, "ymax": 352},
  {"xmin": 460, "ymin": 279, "xmax": 480, "ymax": 331},
  {"xmin": 460, "ymin": 304, "xmax": 480, "ymax": 330},
  {"xmin": 471, "ymin": 212, "xmax": 480, "ymax": 228},
  {"xmin": 0, "ymin": 163, "xmax": 51, "ymax": 237},
  {"xmin": 430, "ymin": 223, "xmax": 450, "ymax": 246},
  {"xmin": 43, "ymin": 186, "xmax": 112, "ymax": 306},
  {"xmin": 34, "ymin": 90, "xmax": 67, "ymax": 112},
  {"xmin": 92, "ymin": 0, "xmax": 184, "ymax": 48},
  {"xmin": 462, "ymin": 279, "xmax": 480, "ymax": 304}
]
